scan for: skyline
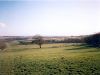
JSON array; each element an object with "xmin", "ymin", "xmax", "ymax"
[{"xmin": 0, "ymin": 0, "xmax": 100, "ymax": 36}]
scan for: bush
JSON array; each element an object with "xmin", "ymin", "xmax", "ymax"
[
  {"xmin": 19, "ymin": 40, "xmax": 32, "ymax": 45},
  {"xmin": 0, "ymin": 40, "xmax": 7, "ymax": 50},
  {"xmin": 84, "ymin": 33, "xmax": 100, "ymax": 47}
]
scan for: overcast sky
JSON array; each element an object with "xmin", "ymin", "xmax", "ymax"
[{"xmin": 0, "ymin": 0, "xmax": 100, "ymax": 36}]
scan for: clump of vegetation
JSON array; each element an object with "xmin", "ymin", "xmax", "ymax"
[
  {"xmin": 1, "ymin": 56, "xmax": 100, "ymax": 75},
  {"xmin": 19, "ymin": 41, "xmax": 31, "ymax": 45},
  {"xmin": 0, "ymin": 40, "xmax": 7, "ymax": 51},
  {"xmin": 84, "ymin": 33, "xmax": 100, "ymax": 47}
]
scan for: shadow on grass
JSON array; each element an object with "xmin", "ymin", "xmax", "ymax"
[
  {"xmin": 86, "ymin": 49, "xmax": 100, "ymax": 52},
  {"xmin": 65, "ymin": 45, "xmax": 97, "ymax": 50},
  {"xmin": 7, "ymin": 46, "xmax": 61, "ymax": 52}
]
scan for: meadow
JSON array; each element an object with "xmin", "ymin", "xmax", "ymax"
[{"xmin": 0, "ymin": 43, "xmax": 100, "ymax": 75}]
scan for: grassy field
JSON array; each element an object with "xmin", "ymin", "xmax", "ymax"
[{"xmin": 0, "ymin": 43, "xmax": 100, "ymax": 75}]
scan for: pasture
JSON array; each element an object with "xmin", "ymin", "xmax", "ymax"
[{"xmin": 0, "ymin": 43, "xmax": 100, "ymax": 75}]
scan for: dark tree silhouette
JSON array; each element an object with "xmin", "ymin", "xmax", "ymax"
[
  {"xmin": 32, "ymin": 35, "xmax": 44, "ymax": 48},
  {"xmin": 84, "ymin": 33, "xmax": 100, "ymax": 47}
]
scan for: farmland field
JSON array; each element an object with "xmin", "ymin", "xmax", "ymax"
[{"xmin": 0, "ymin": 43, "xmax": 100, "ymax": 75}]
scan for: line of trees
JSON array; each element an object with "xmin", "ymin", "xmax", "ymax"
[
  {"xmin": 84, "ymin": 33, "xmax": 100, "ymax": 47},
  {"xmin": 34, "ymin": 33, "xmax": 100, "ymax": 48},
  {"xmin": 0, "ymin": 33, "xmax": 100, "ymax": 50},
  {"xmin": 19, "ymin": 33, "xmax": 100, "ymax": 48}
]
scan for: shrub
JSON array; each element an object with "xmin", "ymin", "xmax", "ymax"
[
  {"xmin": 84, "ymin": 33, "xmax": 100, "ymax": 47},
  {"xmin": 19, "ymin": 41, "xmax": 30, "ymax": 45},
  {"xmin": 0, "ymin": 40, "xmax": 7, "ymax": 50}
]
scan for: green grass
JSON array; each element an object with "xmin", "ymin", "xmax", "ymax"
[{"xmin": 0, "ymin": 43, "xmax": 100, "ymax": 75}]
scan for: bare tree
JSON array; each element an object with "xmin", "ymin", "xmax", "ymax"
[{"xmin": 32, "ymin": 35, "xmax": 44, "ymax": 48}]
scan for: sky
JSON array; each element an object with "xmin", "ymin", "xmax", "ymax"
[{"xmin": 0, "ymin": 0, "xmax": 100, "ymax": 36}]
